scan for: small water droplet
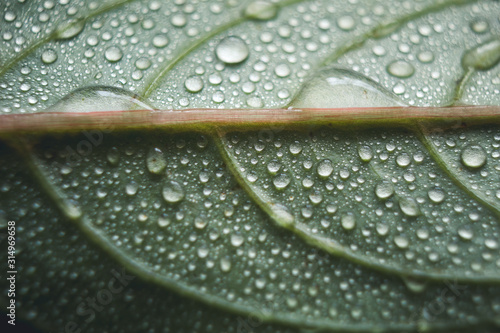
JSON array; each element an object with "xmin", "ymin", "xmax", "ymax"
[
  {"xmin": 403, "ymin": 277, "xmax": 427, "ymax": 293},
  {"xmin": 387, "ymin": 61, "xmax": 415, "ymax": 78},
  {"xmin": 376, "ymin": 223, "xmax": 389, "ymax": 236},
  {"xmin": 220, "ymin": 257, "xmax": 232, "ymax": 272},
  {"xmin": 461, "ymin": 144, "xmax": 487, "ymax": 169},
  {"xmin": 470, "ymin": 19, "xmax": 489, "ymax": 34},
  {"xmin": 289, "ymin": 142, "xmax": 302, "ymax": 155},
  {"xmin": 399, "ymin": 197, "xmax": 419, "ymax": 217},
  {"xmin": 267, "ymin": 160, "xmax": 281, "ymax": 174},
  {"xmin": 396, "ymin": 153, "xmax": 411, "ymax": 167},
  {"xmin": 158, "ymin": 216, "xmax": 171, "ymax": 228},
  {"xmin": 152, "ymin": 34, "xmax": 169, "ymax": 48},
  {"xmin": 162, "ymin": 181, "xmax": 185, "ymax": 203},
  {"xmin": 215, "ymin": 36, "xmax": 249, "ymax": 65},
  {"xmin": 126, "ymin": 181, "xmax": 139, "ymax": 196},
  {"xmin": 317, "ymin": 159, "xmax": 333, "ymax": 178},
  {"xmin": 147, "ymin": 148, "xmax": 167, "ymax": 174}
]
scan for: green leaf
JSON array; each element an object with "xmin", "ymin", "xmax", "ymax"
[{"xmin": 1, "ymin": 0, "xmax": 500, "ymax": 332}]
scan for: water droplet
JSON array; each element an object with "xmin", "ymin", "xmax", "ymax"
[
  {"xmin": 147, "ymin": 148, "xmax": 167, "ymax": 174},
  {"xmin": 428, "ymin": 187, "xmax": 445, "ymax": 203},
  {"xmin": 358, "ymin": 145, "xmax": 373, "ymax": 162},
  {"xmin": 267, "ymin": 160, "xmax": 281, "ymax": 174},
  {"xmin": 396, "ymin": 153, "xmax": 411, "ymax": 167},
  {"xmin": 126, "ymin": 182, "xmax": 139, "ymax": 196},
  {"xmin": 461, "ymin": 38, "xmax": 500, "ymax": 71},
  {"xmin": 341, "ymin": 213, "xmax": 356, "ymax": 230},
  {"xmin": 244, "ymin": 1, "xmax": 278, "ymax": 20},
  {"xmin": 230, "ymin": 233, "xmax": 244, "ymax": 247},
  {"xmin": 461, "ymin": 144, "xmax": 487, "ymax": 169},
  {"xmin": 417, "ymin": 51, "xmax": 434, "ymax": 63},
  {"xmin": 45, "ymin": 86, "xmax": 153, "ymax": 112},
  {"xmin": 152, "ymin": 34, "xmax": 169, "ymax": 48},
  {"xmin": 289, "ymin": 142, "xmax": 302, "ymax": 155},
  {"xmin": 394, "ymin": 235, "xmax": 409, "ymax": 249},
  {"xmin": 470, "ymin": 19, "xmax": 489, "ymax": 34},
  {"xmin": 485, "ymin": 239, "xmax": 498, "ymax": 250},
  {"xmin": 220, "ymin": 257, "xmax": 232, "ymax": 272},
  {"xmin": 399, "ymin": 197, "xmax": 419, "ymax": 217},
  {"xmin": 106, "ymin": 147, "xmax": 120, "ymax": 165},
  {"xmin": 105, "ymin": 46, "xmax": 123, "ymax": 62},
  {"xmin": 197, "ymin": 246, "xmax": 209, "ymax": 258},
  {"xmin": 458, "ymin": 226, "xmax": 473, "ymax": 240},
  {"xmin": 403, "ymin": 277, "xmax": 427, "ymax": 293},
  {"xmin": 194, "ymin": 217, "xmax": 207, "ymax": 229},
  {"xmin": 317, "ymin": 159, "xmax": 333, "ymax": 178},
  {"xmin": 215, "ymin": 36, "xmax": 249, "ymax": 65},
  {"xmin": 375, "ymin": 181, "xmax": 394, "ymax": 200},
  {"xmin": 337, "ymin": 16, "xmax": 355, "ymax": 31},
  {"xmin": 273, "ymin": 174, "xmax": 290, "ymax": 190},
  {"xmin": 184, "ymin": 76, "xmax": 204, "ymax": 93},
  {"xmin": 56, "ymin": 19, "xmax": 85, "ymax": 40},
  {"xmin": 41, "ymin": 49, "xmax": 58, "ymax": 64},
  {"xmin": 158, "ymin": 217, "xmax": 171, "ymax": 228},
  {"xmin": 376, "ymin": 223, "xmax": 389, "ymax": 236},
  {"xmin": 275, "ymin": 63, "xmax": 291, "ymax": 78},
  {"xmin": 162, "ymin": 181, "xmax": 185, "ymax": 203},
  {"xmin": 171, "ymin": 14, "xmax": 187, "ymax": 27},
  {"xmin": 291, "ymin": 68, "xmax": 404, "ymax": 108},
  {"xmin": 387, "ymin": 61, "xmax": 415, "ymax": 78}
]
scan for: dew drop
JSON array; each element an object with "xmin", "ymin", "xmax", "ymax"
[
  {"xmin": 394, "ymin": 235, "xmax": 409, "ymax": 249},
  {"xmin": 125, "ymin": 182, "xmax": 139, "ymax": 196},
  {"xmin": 45, "ymin": 86, "xmax": 153, "ymax": 113},
  {"xmin": 184, "ymin": 76, "xmax": 204, "ymax": 93},
  {"xmin": 289, "ymin": 142, "xmax": 302, "ymax": 155},
  {"xmin": 375, "ymin": 181, "xmax": 394, "ymax": 200},
  {"xmin": 215, "ymin": 36, "xmax": 249, "ymax": 65},
  {"xmin": 273, "ymin": 174, "xmax": 290, "ymax": 190},
  {"xmin": 428, "ymin": 187, "xmax": 445, "ymax": 204},
  {"xmin": 267, "ymin": 160, "xmax": 281, "ymax": 174},
  {"xmin": 194, "ymin": 217, "xmax": 208, "ymax": 229},
  {"xmin": 396, "ymin": 153, "xmax": 411, "ymax": 167},
  {"xmin": 162, "ymin": 181, "xmax": 185, "ymax": 203},
  {"xmin": 220, "ymin": 257, "xmax": 232, "ymax": 272},
  {"xmin": 376, "ymin": 223, "xmax": 389, "ymax": 236},
  {"xmin": 387, "ymin": 61, "xmax": 415, "ymax": 78},
  {"xmin": 403, "ymin": 277, "xmax": 428, "ymax": 293},
  {"xmin": 41, "ymin": 49, "xmax": 58, "ymax": 64},
  {"xmin": 399, "ymin": 197, "xmax": 420, "ymax": 217},
  {"xmin": 461, "ymin": 144, "xmax": 487, "ymax": 169},
  {"xmin": 152, "ymin": 34, "xmax": 169, "ymax": 48},
  {"xmin": 230, "ymin": 233, "xmax": 244, "ymax": 247},
  {"xmin": 107, "ymin": 147, "xmax": 120, "ymax": 165},
  {"xmin": 291, "ymin": 68, "xmax": 404, "ymax": 108},
  {"xmin": 244, "ymin": 1, "xmax": 278, "ymax": 21},
  {"xmin": 275, "ymin": 63, "xmax": 291, "ymax": 78},
  {"xmin": 461, "ymin": 38, "xmax": 500, "ymax": 71},
  {"xmin": 105, "ymin": 46, "xmax": 123, "ymax": 62},
  {"xmin": 317, "ymin": 159, "xmax": 333, "ymax": 178},
  {"xmin": 341, "ymin": 213, "xmax": 356, "ymax": 230},
  {"xmin": 158, "ymin": 217, "xmax": 171, "ymax": 228},
  {"xmin": 147, "ymin": 148, "xmax": 167, "ymax": 174},
  {"xmin": 337, "ymin": 16, "xmax": 355, "ymax": 31},
  {"xmin": 458, "ymin": 226, "xmax": 473, "ymax": 240},
  {"xmin": 358, "ymin": 145, "xmax": 373, "ymax": 162},
  {"xmin": 470, "ymin": 19, "xmax": 489, "ymax": 34},
  {"xmin": 56, "ymin": 19, "xmax": 85, "ymax": 40}
]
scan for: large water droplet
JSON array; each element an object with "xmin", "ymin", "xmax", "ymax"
[
  {"xmin": 41, "ymin": 49, "xmax": 58, "ymax": 64},
  {"xmin": 375, "ymin": 181, "xmax": 394, "ymax": 200},
  {"xmin": 317, "ymin": 159, "xmax": 333, "ymax": 178},
  {"xmin": 461, "ymin": 144, "xmax": 487, "ymax": 169},
  {"xmin": 185, "ymin": 76, "xmax": 204, "ymax": 93},
  {"xmin": 230, "ymin": 233, "xmax": 244, "ymax": 247},
  {"xmin": 291, "ymin": 68, "xmax": 404, "ymax": 108},
  {"xmin": 341, "ymin": 213, "xmax": 356, "ymax": 230},
  {"xmin": 56, "ymin": 19, "xmax": 85, "ymax": 40},
  {"xmin": 387, "ymin": 61, "xmax": 415, "ymax": 78},
  {"xmin": 428, "ymin": 187, "xmax": 445, "ymax": 204},
  {"xmin": 45, "ymin": 86, "xmax": 153, "ymax": 112},
  {"xmin": 399, "ymin": 197, "xmax": 420, "ymax": 217},
  {"xmin": 215, "ymin": 36, "xmax": 249, "ymax": 65},
  {"xmin": 461, "ymin": 38, "xmax": 500, "ymax": 71},
  {"xmin": 105, "ymin": 46, "xmax": 123, "ymax": 62},
  {"xmin": 147, "ymin": 148, "xmax": 167, "ymax": 174},
  {"xmin": 273, "ymin": 174, "xmax": 290, "ymax": 190},
  {"xmin": 358, "ymin": 145, "xmax": 373, "ymax": 162},
  {"xmin": 244, "ymin": 1, "xmax": 278, "ymax": 21},
  {"xmin": 162, "ymin": 181, "xmax": 185, "ymax": 203}
]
